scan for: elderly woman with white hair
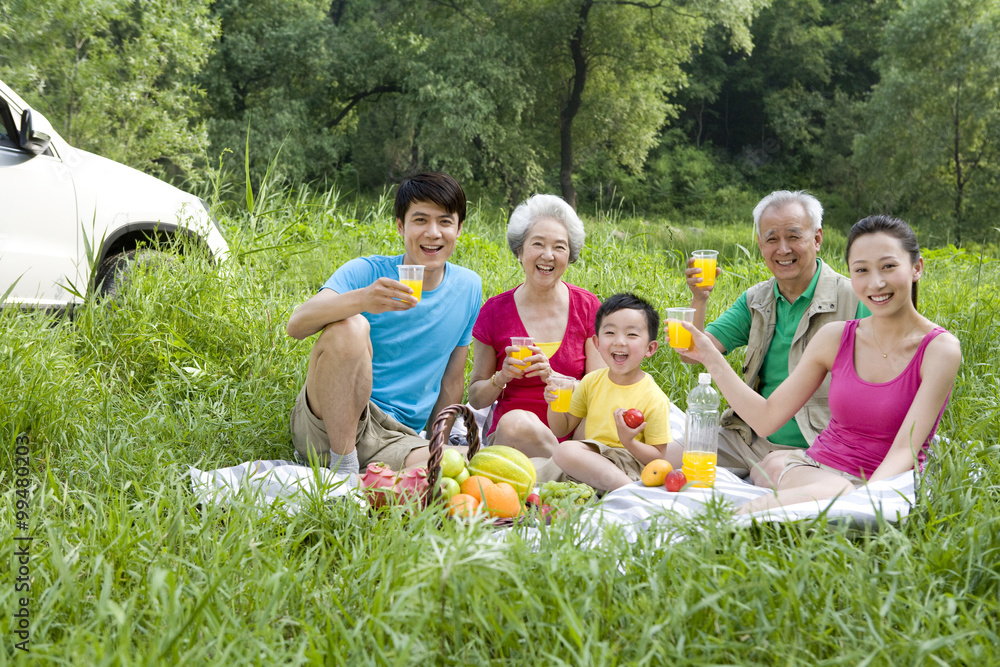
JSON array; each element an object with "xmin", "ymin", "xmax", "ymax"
[{"xmin": 468, "ymin": 194, "xmax": 604, "ymax": 458}]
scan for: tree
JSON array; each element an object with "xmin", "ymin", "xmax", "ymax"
[
  {"xmin": 194, "ymin": 0, "xmax": 766, "ymax": 206},
  {"xmin": 502, "ymin": 0, "xmax": 768, "ymax": 207},
  {"xmin": 854, "ymin": 0, "xmax": 1000, "ymax": 243},
  {"xmin": 290, "ymin": 0, "xmax": 767, "ymax": 206},
  {"xmin": 0, "ymin": 0, "xmax": 219, "ymax": 181},
  {"xmin": 671, "ymin": 0, "xmax": 897, "ymax": 189},
  {"xmin": 198, "ymin": 0, "xmax": 344, "ymax": 186}
]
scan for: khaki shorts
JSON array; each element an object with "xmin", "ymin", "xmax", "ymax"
[
  {"xmin": 289, "ymin": 385, "xmax": 428, "ymax": 470},
  {"xmin": 711, "ymin": 427, "xmax": 802, "ymax": 479},
  {"xmin": 776, "ymin": 450, "xmax": 866, "ymax": 487},
  {"xmin": 531, "ymin": 440, "xmax": 644, "ymax": 486}
]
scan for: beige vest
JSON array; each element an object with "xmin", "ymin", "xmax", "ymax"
[{"xmin": 720, "ymin": 260, "xmax": 860, "ymax": 446}]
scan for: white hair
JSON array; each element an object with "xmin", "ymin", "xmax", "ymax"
[
  {"xmin": 507, "ymin": 194, "xmax": 586, "ymax": 263},
  {"xmin": 752, "ymin": 190, "xmax": 823, "ymax": 236}
]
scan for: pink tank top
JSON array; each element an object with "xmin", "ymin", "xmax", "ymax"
[{"xmin": 806, "ymin": 319, "xmax": 950, "ymax": 478}]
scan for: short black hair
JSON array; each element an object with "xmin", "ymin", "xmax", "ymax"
[
  {"xmin": 595, "ymin": 293, "xmax": 660, "ymax": 342},
  {"xmin": 394, "ymin": 172, "xmax": 467, "ymax": 224}
]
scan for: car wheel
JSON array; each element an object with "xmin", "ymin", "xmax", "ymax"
[{"xmin": 94, "ymin": 248, "xmax": 174, "ymax": 299}]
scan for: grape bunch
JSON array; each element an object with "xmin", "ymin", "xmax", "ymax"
[{"xmin": 540, "ymin": 481, "xmax": 597, "ymax": 509}]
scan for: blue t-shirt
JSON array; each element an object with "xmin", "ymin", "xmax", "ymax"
[{"xmin": 323, "ymin": 255, "xmax": 482, "ymax": 431}]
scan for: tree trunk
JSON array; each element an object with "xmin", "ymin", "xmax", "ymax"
[
  {"xmin": 953, "ymin": 82, "xmax": 963, "ymax": 245},
  {"xmin": 559, "ymin": 0, "xmax": 593, "ymax": 210}
]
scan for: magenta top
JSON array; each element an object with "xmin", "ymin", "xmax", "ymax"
[
  {"xmin": 472, "ymin": 283, "xmax": 600, "ymax": 437},
  {"xmin": 807, "ymin": 319, "xmax": 950, "ymax": 478}
]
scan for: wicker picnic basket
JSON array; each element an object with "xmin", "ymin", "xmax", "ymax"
[
  {"xmin": 424, "ymin": 403, "xmax": 481, "ymax": 503},
  {"xmin": 424, "ymin": 403, "xmax": 546, "ymax": 527}
]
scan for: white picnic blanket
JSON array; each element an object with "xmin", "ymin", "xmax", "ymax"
[
  {"xmin": 566, "ymin": 467, "xmax": 916, "ymax": 548},
  {"xmin": 188, "ymin": 459, "xmax": 917, "ymax": 544}
]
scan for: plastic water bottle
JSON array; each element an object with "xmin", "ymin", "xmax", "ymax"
[{"xmin": 683, "ymin": 373, "xmax": 720, "ymax": 487}]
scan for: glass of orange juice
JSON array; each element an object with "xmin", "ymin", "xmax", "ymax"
[
  {"xmin": 666, "ymin": 307, "xmax": 695, "ymax": 349},
  {"xmin": 692, "ymin": 250, "xmax": 718, "ymax": 287},
  {"xmin": 548, "ymin": 374, "xmax": 575, "ymax": 413},
  {"xmin": 397, "ymin": 264, "xmax": 424, "ymax": 302},
  {"xmin": 510, "ymin": 336, "xmax": 534, "ymax": 369}
]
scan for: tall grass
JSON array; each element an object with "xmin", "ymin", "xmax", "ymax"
[{"xmin": 2, "ymin": 187, "xmax": 998, "ymax": 665}]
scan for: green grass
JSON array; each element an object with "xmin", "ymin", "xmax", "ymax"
[{"xmin": 2, "ymin": 187, "xmax": 999, "ymax": 665}]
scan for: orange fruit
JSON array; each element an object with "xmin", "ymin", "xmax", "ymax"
[
  {"xmin": 448, "ymin": 493, "xmax": 480, "ymax": 518},
  {"xmin": 482, "ymin": 482, "xmax": 522, "ymax": 518},
  {"xmin": 460, "ymin": 475, "xmax": 495, "ymax": 505},
  {"xmin": 641, "ymin": 459, "xmax": 674, "ymax": 487}
]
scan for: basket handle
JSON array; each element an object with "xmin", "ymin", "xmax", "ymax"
[{"xmin": 425, "ymin": 403, "xmax": 481, "ymax": 501}]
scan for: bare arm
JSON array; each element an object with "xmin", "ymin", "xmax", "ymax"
[
  {"xmin": 867, "ymin": 333, "xmax": 961, "ymax": 483},
  {"xmin": 287, "ymin": 279, "xmax": 417, "ymax": 340},
  {"xmin": 613, "ymin": 410, "xmax": 670, "ymax": 465},
  {"xmin": 425, "ymin": 345, "xmax": 471, "ymax": 433},
  {"xmin": 546, "ymin": 407, "xmax": 582, "ymax": 439},
  {"xmin": 468, "ymin": 339, "xmax": 509, "ymax": 409},
  {"xmin": 678, "ymin": 319, "xmax": 843, "ymax": 437}
]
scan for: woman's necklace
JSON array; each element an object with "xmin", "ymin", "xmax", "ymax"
[{"xmin": 871, "ymin": 324, "xmax": 914, "ymax": 358}]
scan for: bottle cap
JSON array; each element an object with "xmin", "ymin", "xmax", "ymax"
[{"xmin": 699, "ymin": 373, "xmax": 712, "ymax": 385}]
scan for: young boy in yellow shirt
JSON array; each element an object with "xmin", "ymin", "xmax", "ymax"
[{"xmin": 546, "ymin": 293, "xmax": 676, "ymax": 491}]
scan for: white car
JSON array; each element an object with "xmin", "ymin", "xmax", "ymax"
[{"xmin": 0, "ymin": 78, "xmax": 229, "ymax": 310}]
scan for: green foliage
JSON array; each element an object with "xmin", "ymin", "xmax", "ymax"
[
  {"xmin": 198, "ymin": 0, "xmax": 346, "ymax": 187},
  {"xmin": 0, "ymin": 0, "xmax": 219, "ymax": 181},
  {"xmin": 853, "ymin": 0, "xmax": 1000, "ymax": 245},
  {"xmin": 197, "ymin": 0, "xmax": 770, "ymax": 206},
  {"xmin": 670, "ymin": 0, "xmax": 896, "ymax": 198},
  {"xmin": 503, "ymin": 0, "xmax": 769, "ymax": 206},
  {"xmin": 2, "ymin": 192, "xmax": 999, "ymax": 663}
]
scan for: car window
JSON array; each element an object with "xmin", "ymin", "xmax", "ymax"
[
  {"xmin": 0, "ymin": 94, "xmax": 56, "ymax": 157},
  {"xmin": 0, "ymin": 95, "xmax": 19, "ymax": 149}
]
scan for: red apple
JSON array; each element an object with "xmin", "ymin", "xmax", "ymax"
[
  {"xmin": 525, "ymin": 493, "xmax": 541, "ymax": 506},
  {"xmin": 623, "ymin": 408, "xmax": 645, "ymax": 429},
  {"xmin": 664, "ymin": 470, "xmax": 687, "ymax": 492}
]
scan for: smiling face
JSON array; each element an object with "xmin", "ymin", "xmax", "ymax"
[
  {"xmin": 757, "ymin": 202, "xmax": 823, "ymax": 298},
  {"xmin": 396, "ymin": 200, "xmax": 462, "ymax": 291},
  {"xmin": 848, "ymin": 231, "xmax": 923, "ymax": 314},
  {"xmin": 518, "ymin": 217, "xmax": 571, "ymax": 289},
  {"xmin": 594, "ymin": 308, "xmax": 658, "ymax": 383}
]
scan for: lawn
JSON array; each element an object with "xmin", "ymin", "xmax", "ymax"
[{"xmin": 2, "ymin": 187, "xmax": 999, "ymax": 665}]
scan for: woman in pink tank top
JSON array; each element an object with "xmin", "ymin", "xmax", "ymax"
[{"xmin": 676, "ymin": 215, "xmax": 961, "ymax": 513}]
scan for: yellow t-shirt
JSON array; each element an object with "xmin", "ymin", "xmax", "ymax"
[{"xmin": 569, "ymin": 368, "xmax": 673, "ymax": 448}]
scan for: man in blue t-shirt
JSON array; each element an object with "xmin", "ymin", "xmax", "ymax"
[
  {"xmin": 287, "ymin": 173, "xmax": 483, "ymax": 475},
  {"xmin": 677, "ymin": 190, "xmax": 868, "ymax": 485}
]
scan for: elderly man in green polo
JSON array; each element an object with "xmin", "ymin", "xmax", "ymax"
[{"xmin": 681, "ymin": 190, "xmax": 870, "ymax": 486}]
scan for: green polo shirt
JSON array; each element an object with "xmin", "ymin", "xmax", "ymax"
[{"xmin": 707, "ymin": 260, "xmax": 870, "ymax": 446}]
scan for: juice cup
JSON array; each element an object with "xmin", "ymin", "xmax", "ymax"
[
  {"xmin": 666, "ymin": 307, "xmax": 695, "ymax": 349},
  {"xmin": 510, "ymin": 336, "xmax": 535, "ymax": 369},
  {"xmin": 692, "ymin": 250, "xmax": 718, "ymax": 287},
  {"xmin": 549, "ymin": 374, "xmax": 575, "ymax": 413},
  {"xmin": 397, "ymin": 265, "xmax": 424, "ymax": 302}
]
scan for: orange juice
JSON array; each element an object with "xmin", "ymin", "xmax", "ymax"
[
  {"xmin": 402, "ymin": 278, "xmax": 423, "ymax": 302},
  {"xmin": 511, "ymin": 346, "xmax": 531, "ymax": 367},
  {"xmin": 682, "ymin": 450, "xmax": 717, "ymax": 487},
  {"xmin": 551, "ymin": 388, "xmax": 572, "ymax": 413},
  {"xmin": 668, "ymin": 320, "xmax": 692, "ymax": 349},
  {"xmin": 694, "ymin": 256, "xmax": 717, "ymax": 287}
]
